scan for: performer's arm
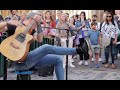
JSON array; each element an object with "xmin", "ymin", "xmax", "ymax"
[
  {"xmin": 0, "ymin": 22, "xmax": 8, "ymax": 32},
  {"xmin": 36, "ymin": 23, "xmax": 43, "ymax": 43}
]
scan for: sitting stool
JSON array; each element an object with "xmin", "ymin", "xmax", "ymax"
[{"xmin": 15, "ymin": 70, "xmax": 32, "ymax": 80}]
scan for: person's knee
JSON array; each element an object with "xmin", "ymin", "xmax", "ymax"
[
  {"xmin": 56, "ymin": 56, "xmax": 63, "ymax": 65},
  {"xmin": 42, "ymin": 44, "xmax": 52, "ymax": 49}
]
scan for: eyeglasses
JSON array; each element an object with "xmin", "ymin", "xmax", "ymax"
[{"xmin": 107, "ymin": 16, "xmax": 112, "ymax": 17}]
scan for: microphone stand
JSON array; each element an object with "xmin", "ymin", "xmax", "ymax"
[
  {"xmin": 66, "ymin": 29, "xmax": 69, "ymax": 80},
  {"xmin": 42, "ymin": 26, "xmax": 75, "ymax": 80}
]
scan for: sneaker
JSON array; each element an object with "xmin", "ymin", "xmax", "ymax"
[
  {"xmin": 117, "ymin": 53, "xmax": 120, "ymax": 58},
  {"xmin": 104, "ymin": 63, "xmax": 109, "ymax": 68},
  {"xmin": 78, "ymin": 61, "xmax": 83, "ymax": 65},
  {"xmin": 111, "ymin": 64, "xmax": 116, "ymax": 69},
  {"xmin": 92, "ymin": 58, "xmax": 94, "ymax": 62},
  {"xmin": 68, "ymin": 62, "xmax": 75, "ymax": 68},
  {"xmin": 69, "ymin": 58, "xmax": 74, "ymax": 63},
  {"xmin": 95, "ymin": 64, "xmax": 100, "ymax": 68},
  {"xmin": 84, "ymin": 61, "xmax": 88, "ymax": 66},
  {"xmin": 99, "ymin": 58, "xmax": 102, "ymax": 62},
  {"xmin": 72, "ymin": 55, "xmax": 77, "ymax": 59}
]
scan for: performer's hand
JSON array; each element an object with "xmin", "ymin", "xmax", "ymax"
[
  {"xmin": 7, "ymin": 20, "xmax": 19, "ymax": 26},
  {"xmin": 33, "ymin": 14, "xmax": 41, "ymax": 25}
]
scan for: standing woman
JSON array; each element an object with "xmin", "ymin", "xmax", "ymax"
[
  {"xmin": 73, "ymin": 14, "xmax": 79, "ymax": 25},
  {"xmin": 43, "ymin": 11, "xmax": 56, "ymax": 28},
  {"xmin": 75, "ymin": 11, "xmax": 90, "ymax": 66},
  {"xmin": 101, "ymin": 12, "xmax": 119, "ymax": 69},
  {"xmin": 69, "ymin": 17, "xmax": 77, "ymax": 61},
  {"xmin": 42, "ymin": 11, "xmax": 56, "ymax": 38},
  {"xmin": 57, "ymin": 13, "xmax": 75, "ymax": 68}
]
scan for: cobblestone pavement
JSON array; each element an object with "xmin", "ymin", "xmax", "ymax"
[{"xmin": 1, "ymin": 57, "xmax": 120, "ymax": 80}]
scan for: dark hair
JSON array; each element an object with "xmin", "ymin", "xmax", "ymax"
[
  {"xmin": 80, "ymin": 11, "xmax": 86, "ymax": 21},
  {"xmin": 92, "ymin": 14, "xmax": 97, "ymax": 18},
  {"xmin": 87, "ymin": 18, "xmax": 91, "ymax": 22},
  {"xmin": 106, "ymin": 12, "xmax": 115, "ymax": 26},
  {"xmin": 74, "ymin": 14, "xmax": 79, "ymax": 19},
  {"xmin": 45, "ymin": 11, "xmax": 53, "ymax": 21},
  {"xmin": 0, "ymin": 15, "xmax": 4, "ymax": 21},
  {"xmin": 10, "ymin": 10, "xmax": 17, "ymax": 13},
  {"xmin": 91, "ymin": 21, "xmax": 97, "ymax": 26}
]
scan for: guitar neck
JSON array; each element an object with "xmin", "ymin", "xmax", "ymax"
[{"xmin": 23, "ymin": 19, "xmax": 35, "ymax": 35}]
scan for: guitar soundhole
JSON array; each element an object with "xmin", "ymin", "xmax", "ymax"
[{"xmin": 15, "ymin": 33, "xmax": 26, "ymax": 43}]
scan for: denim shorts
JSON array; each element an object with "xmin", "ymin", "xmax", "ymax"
[{"xmin": 91, "ymin": 45, "xmax": 100, "ymax": 53}]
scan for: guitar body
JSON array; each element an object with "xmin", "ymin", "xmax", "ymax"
[{"xmin": 0, "ymin": 25, "xmax": 33, "ymax": 62}]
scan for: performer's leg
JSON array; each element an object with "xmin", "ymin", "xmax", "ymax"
[
  {"xmin": 15, "ymin": 54, "xmax": 64, "ymax": 80},
  {"xmin": 34, "ymin": 54, "xmax": 64, "ymax": 80}
]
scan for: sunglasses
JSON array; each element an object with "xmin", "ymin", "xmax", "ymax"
[{"xmin": 107, "ymin": 16, "xmax": 112, "ymax": 17}]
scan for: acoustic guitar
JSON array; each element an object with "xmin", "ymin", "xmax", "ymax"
[{"xmin": 0, "ymin": 19, "xmax": 35, "ymax": 62}]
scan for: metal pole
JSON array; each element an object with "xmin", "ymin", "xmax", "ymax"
[
  {"xmin": 66, "ymin": 30, "xmax": 69, "ymax": 80},
  {"xmin": 3, "ymin": 58, "xmax": 7, "ymax": 80}
]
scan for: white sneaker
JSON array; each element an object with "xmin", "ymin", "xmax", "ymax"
[
  {"xmin": 73, "ymin": 55, "xmax": 78, "ymax": 59},
  {"xmin": 92, "ymin": 58, "xmax": 94, "ymax": 62},
  {"xmin": 84, "ymin": 61, "xmax": 88, "ymax": 66},
  {"xmin": 78, "ymin": 61, "xmax": 83, "ymax": 65},
  {"xmin": 68, "ymin": 62, "xmax": 75, "ymax": 68},
  {"xmin": 69, "ymin": 58, "xmax": 74, "ymax": 63},
  {"xmin": 117, "ymin": 53, "xmax": 120, "ymax": 57},
  {"xmin": 63, "ymin": 64, "xmax": 66, "ymax": 68},
  {"xmin": 99, "ymin": 58, "xmax": 102, "ymax": 62}
]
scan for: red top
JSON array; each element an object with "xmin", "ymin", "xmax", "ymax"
[{"xmin": 43, "ymin": 20, "xmax": 56, "ymax": 28}]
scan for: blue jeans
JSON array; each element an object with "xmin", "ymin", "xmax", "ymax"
[
  {"xmin": 105, "ymin": 39, "xmax": 116, "ymax": 64},
  {"xmin": 14, "ymin": 44, "xmax": 77, "ymax": 80}
]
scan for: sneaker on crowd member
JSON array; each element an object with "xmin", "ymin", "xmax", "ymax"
[
  {"xmin": 72, "ymin": 55, "xmax": 78, "ymax": 59},
  {"xmin": 84, "ymin": 61, "xmax": 88, "ymax": 66},
  {"xmin": 117, "ymin": 53, "xmax": 120, "ymax": 58},
  {"xmin": 69, "ymin": 58, "xmax": 74, "ymax": 63},
  {"xmin": 95, "ymin": 63, "xmax": 100, "ymax": 68},
  {"xmin": 92, "ymin": 58, "xmax": 94, "ymax": 62},
  {"xmin": 99, "ymin": 58, "xmax": 102, "ymax": 62},
  {"xmin": 78, "ymin": 61, "xmax": 83, "ymax": 65},
  {"xmin": 69, "ymin": 63, "xmax": 75, "ymax": 68}
]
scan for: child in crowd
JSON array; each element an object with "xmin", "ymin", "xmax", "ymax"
[{"xmin": 88, "ymin": 22, "xmax": 101, "ymax": 68}]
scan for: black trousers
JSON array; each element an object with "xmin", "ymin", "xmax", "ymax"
[{"xmin": 78, "ymin": 38, "xmax": 89, "ymax": 61}]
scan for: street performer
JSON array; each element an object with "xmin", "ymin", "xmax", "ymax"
[{"xmin": 0, "ymin": 12, "xmax": 88, "ymax": 80}]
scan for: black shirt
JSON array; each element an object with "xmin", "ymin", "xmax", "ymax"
[{"xmin": 7, "ymin": 24, "xmax": 17, "ymax": 36}]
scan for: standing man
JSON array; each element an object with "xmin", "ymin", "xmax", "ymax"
[
  {"xmin": 5, "ymin": 10, "xmax": 20, "ymax": 21},
  {"xmin": 56, "ymin": 10, "xmax": 62, "ymax": 24}
]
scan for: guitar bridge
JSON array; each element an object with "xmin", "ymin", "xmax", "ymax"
[{"xmin": 10, "ymin": 42, "xmax": 20, "ymax": 49}]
